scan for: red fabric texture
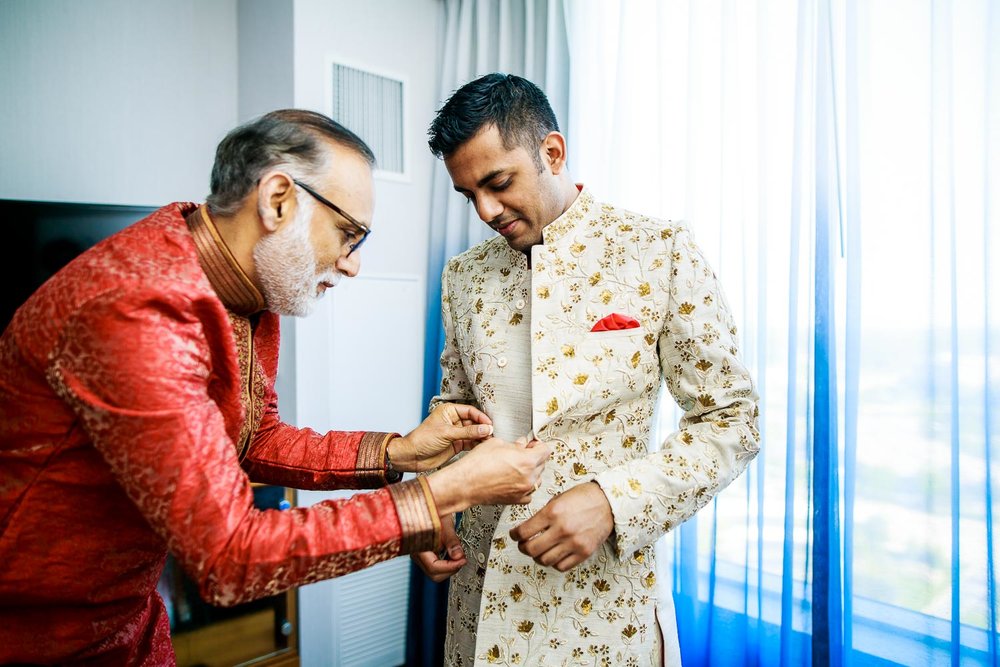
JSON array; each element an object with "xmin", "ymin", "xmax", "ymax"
[
  {"xmin": 590, "ymin": 312, "xmax": 641, "ymax": 332},
  {"xmin": 0, "ymin": 204, "xmax": 404, "ymax": 665}
]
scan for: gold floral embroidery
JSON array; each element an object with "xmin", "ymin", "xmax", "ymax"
[{"xmin": 431, "ymin": 188, "xmax": 758, "ymax": 666}]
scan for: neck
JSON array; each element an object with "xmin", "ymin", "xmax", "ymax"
[
  {"xmin": 558, "ymin": 177, "xmax": 582, "ymax": 215},
  {"xmin": 521, "ymin": 176, "xmax": 582, "ymax": 267},
  {"xmin": 211, "ymin": 206, "xmax": 261, "ymax": 285},
  {"xmin": 187, "ymin": 205, "xmax": 266, "ymax": 315}
]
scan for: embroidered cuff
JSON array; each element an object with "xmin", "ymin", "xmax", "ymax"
[
  {"xmin": 387, "ymin": 477, "xmax": 441, "ymax": 553},
  {"xmin": 355, "ymin": 432, "xmax": 399, "ymax": 487}
]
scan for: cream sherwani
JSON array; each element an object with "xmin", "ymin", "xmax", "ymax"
[{"xmin": 431, "ymin": 188, "xmax": 759, "ymax": 666}]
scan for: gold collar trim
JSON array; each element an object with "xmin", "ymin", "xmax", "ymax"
[
  {"xmin": 541, "ymin": 186, "xmax": 594, "ymax": 246},
  {"xmin": 186, "ymin": 206, "xmax": 266, "ymax": 316}
]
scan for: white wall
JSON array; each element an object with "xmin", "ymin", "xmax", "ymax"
[
  {"xmin": 0, "ymin": 0, "xmax": 238, "ymax": 206},
  {"xmin": 237, "ymin": 0, "xmax": 294, "ymax": 123},
  {"xmin": 291, "ymin": 0, "xmax": 441, "ymax": 280},
  {"xmin": 287, "ymin": 2, "xmax": 442, "ymax": 664}
]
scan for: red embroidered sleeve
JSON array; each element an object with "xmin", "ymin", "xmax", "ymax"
[{"xmin": 47, "ymin": 289, "xmax": 437, "ymax": 606}]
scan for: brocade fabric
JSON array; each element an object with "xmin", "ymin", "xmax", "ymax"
[
  {"xmin": 0, "ymin": 203, "xmax": 438, "ymax": 665},
  {"xmin": 431, "ymin": 188, "xmax": 760, "ymax": 666}
]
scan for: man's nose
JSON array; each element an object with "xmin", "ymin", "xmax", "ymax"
[
  {"xmin": 476, "ymin": 195, "xmax": 503, "ymax": 223},
  {"xmin": 336, "ymin": 251, "xmax": 360, "ymax": 278}
]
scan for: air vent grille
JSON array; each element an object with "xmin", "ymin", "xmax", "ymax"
[{"xmin": 329, "ymin": 63, "xmax": 404, "ymax": 175}]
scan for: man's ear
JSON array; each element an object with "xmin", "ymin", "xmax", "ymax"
[
  {"xmin": 256, "ymin": 171, "xmax": 297, "ymax": 232},
  {"xmin": 540, "ymin": 131, "xmax": 568, "ymax": 175}
]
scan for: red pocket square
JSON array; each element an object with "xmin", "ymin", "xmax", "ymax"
[{"xmin": 591, "ymin": 313, "xmax": 641, "ymax": 332}]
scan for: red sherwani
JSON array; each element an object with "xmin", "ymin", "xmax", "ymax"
[{"xmin": 0, "ymin": 203, "xmax": 440, "ymax": 665}]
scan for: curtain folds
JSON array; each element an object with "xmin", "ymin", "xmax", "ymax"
[
  {"xmin": 420, "ymin": 0, "xmax": 570, "ymax": 423},
  {"xmin": 562, "ymin": 0, "xmax": 999, "ymax": 665},
  {"xmin": 419, "ymin": 0, "xmax": 999, "ymax": 664}
]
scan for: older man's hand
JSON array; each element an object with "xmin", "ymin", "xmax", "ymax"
[
  {"xmin": 508, "ymin": 482, "xmax": 614, "ymax": 572},
  {"xmin": 387, "ymin": 403, "xmax": 493, "ymax": 473},
  {"xmin": 411, "ymin": 514, "xmax": 467, "ymax": 583},
  {"xmin": 426, "ymin": 437, "xmax": 551, "ymax": 514}
]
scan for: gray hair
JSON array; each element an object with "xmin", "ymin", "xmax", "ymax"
[{"xmin": 206, "ymin": 109, "xmax": 375, "ymax": 217}]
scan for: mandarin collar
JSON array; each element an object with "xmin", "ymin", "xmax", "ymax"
[
  {"xmin": 186, "ymin": 205, "xmax": 266, "ymax": 316},
  {"xmin": 540, "ymin": 185, "xmax": 593, "ymax": 246}
]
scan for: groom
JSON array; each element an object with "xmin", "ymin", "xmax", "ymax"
[{"xmin": 415, "ymin": 73, "xmax": 760, "ymax": 665}]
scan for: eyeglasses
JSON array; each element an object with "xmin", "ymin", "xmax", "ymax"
[{"xmin": 292, "ymin": 179, "xmax": 371, "ymax": 256}]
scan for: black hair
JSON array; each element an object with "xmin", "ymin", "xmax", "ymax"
[{"xmin": 427, "ymin": 73, "xmax": 559, "ymax": 168}]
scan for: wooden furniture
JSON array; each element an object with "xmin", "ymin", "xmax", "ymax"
[{"xmin": 164, "ymin": 486, "xmax": 299, "ymax": 667}]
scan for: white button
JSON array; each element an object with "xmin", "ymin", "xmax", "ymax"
[
  {"xmin": 515, "ymin": 299, "xmax": 526, "ymax": 310},
  {"xmin": 497, "ymin": 357, "xmax": 508, "ymax": 368}
]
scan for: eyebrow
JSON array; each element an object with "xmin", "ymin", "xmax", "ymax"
[{"xmin": 453, "ymin": 169, "xmax": 507, "ymax": 193}]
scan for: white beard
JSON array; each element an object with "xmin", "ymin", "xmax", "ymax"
[{"xmin": 253, "ymin": 198, "xmax": 340, "ymax": 317}]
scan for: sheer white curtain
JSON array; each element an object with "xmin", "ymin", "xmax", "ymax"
[{"xmin": 564, "ymin": 0, "xmax": 999, "ymax": 664}]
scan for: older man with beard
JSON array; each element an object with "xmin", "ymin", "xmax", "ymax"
[{"xmin": 0, "ymin": 109, "xmax": 551, "ymax": 666}]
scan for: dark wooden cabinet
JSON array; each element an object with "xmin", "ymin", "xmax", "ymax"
[{"xmin": 162, "ymin": 486, "xmax": 300, "ymax": 667}]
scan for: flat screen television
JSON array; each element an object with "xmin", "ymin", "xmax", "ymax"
[{"xmin": 0, "ymin": 199, "xmax": 157, "ymax": 332}]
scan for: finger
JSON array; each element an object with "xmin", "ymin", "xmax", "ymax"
[
  {"xmin": 435, "ymin": 403, "xmax": 463, "ymax": 428},
  {"xmin": 412, "ymin": 551, "xmax": 467, "ymax": 581},
  {"xmin": 411, "ymin": 551, "xmax": 435, "ymax": 576},
  {"xmin": 412, "ymin": 550, "xmax": 450, "ymax": 574},
  {"xmin": 439, "ymin": 514, "xmax": 464, "ymax": 561},
  {"xmin": 514, "ymin": 436, "xmax": 529, "ymax": 448},
  {"xmin": 518, "ymin": 529, "xmax": 561, "ymax": 559},
  {"xmin": 526, "ymin": 441, "xmax": 553, "ymax": 461},
  {"xmin": 536, "ymin": 543, "xmax": 574, "ymax": 568},
  {"xmin": 527, "ymin": 457, "xmax": 548, "ymax": 484},
  {"xmin": 446, "ymin": 403, "xmax": 492, "ymax": 426},
  {"xmin": 510, "ymin": 510, "xmax": 549, "ymax": 542},
  {"xmin": 429, "ymin": 554, "xmax": 468, "ymax": 575},
  {"xmin": 449, "ymin": 423, "xmax": 493, "ymax": 451},
  {"xmin": 553, "ymin": 552, "xmax": 585, "ymax": 572}
]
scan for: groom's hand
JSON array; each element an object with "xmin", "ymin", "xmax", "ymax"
[{"xmin": 508, "ymin": 482, "xmax": 614, "ymax": 572}]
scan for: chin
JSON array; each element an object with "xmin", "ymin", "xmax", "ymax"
[
  {"xmin": 269, "ymin": 293, "xmax": 319, "ymax": 318},
  {"xmin": 296, "ymin": 300, "xmax": 318, "ymax": 317},
  {"xmin": 505, "ymin": 236, "xmax": 536, "ymax": 255}
]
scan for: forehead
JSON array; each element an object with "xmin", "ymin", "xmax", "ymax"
[{"xmin": 444, "ymin": 125, "xmax": 533, "ymax": 189}]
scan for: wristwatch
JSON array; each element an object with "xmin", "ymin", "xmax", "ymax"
[{"xmin": 384, "ymin": 441, "xmax": 403, "ymax": 483}]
